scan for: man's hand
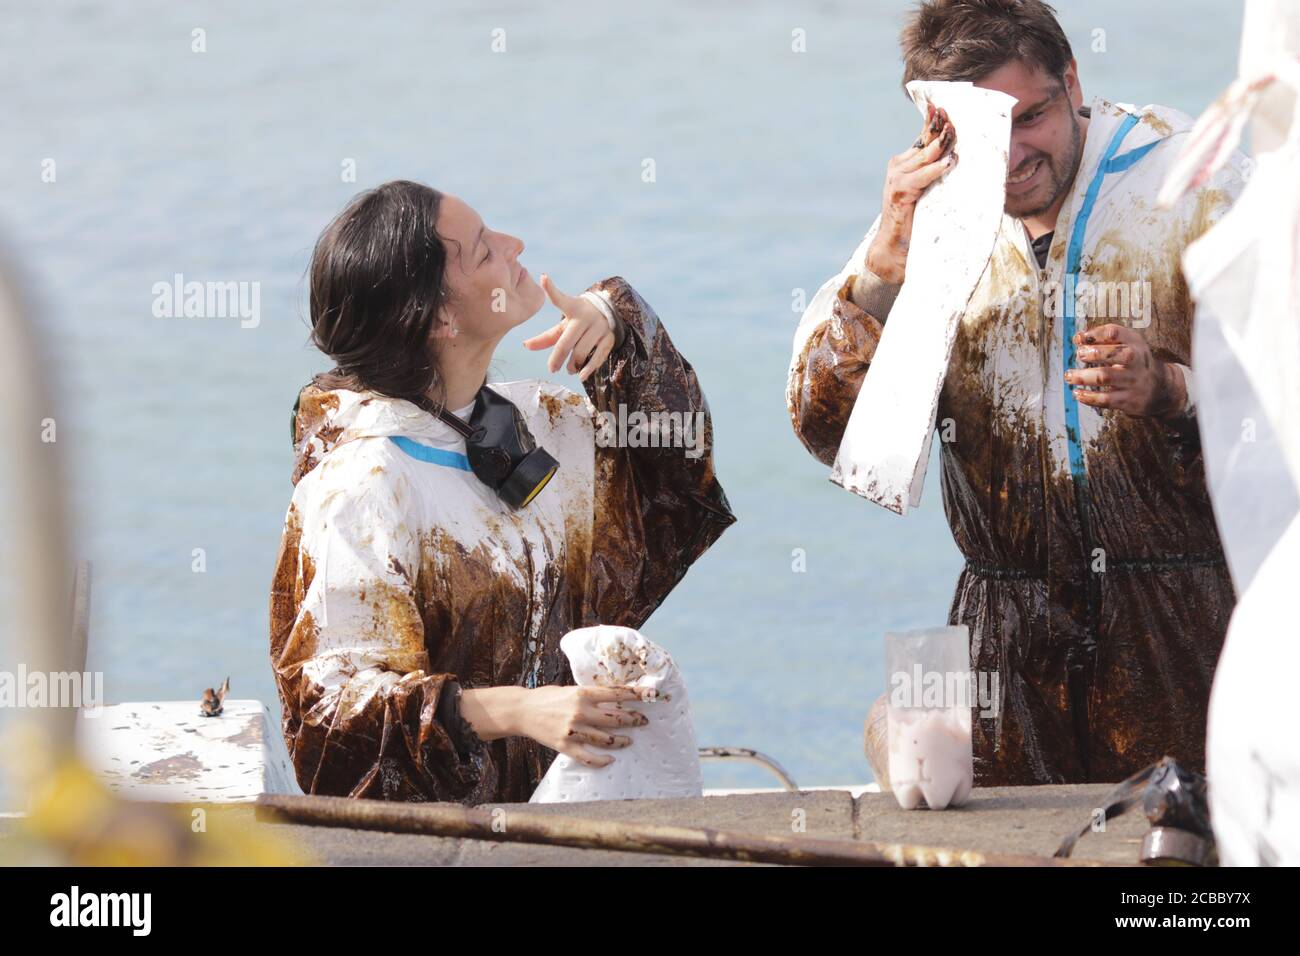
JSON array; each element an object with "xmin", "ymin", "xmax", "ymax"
[
  {"xmin": 1067, "ymin": 324, "xmax": 1187, "ymax": 419},
  {"xmin": 864, "ymin": 104, "xmax": 957, "ymax": 285}
]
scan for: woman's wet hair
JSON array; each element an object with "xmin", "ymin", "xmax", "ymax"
[
  {"xmin": 900, "ymin": 0, "xmax": 1073, "ymax": 90},
  {"xmin": 308, "ymin": 180, "xmax": 451, "ymax": 407}
]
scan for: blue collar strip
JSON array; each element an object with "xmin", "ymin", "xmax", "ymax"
[{"xmin": 388, "ymin": 435, "xmax": 472, "ymax": 471}]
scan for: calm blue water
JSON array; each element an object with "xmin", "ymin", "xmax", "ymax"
[{"xmin": 0, "ymin": 0, "xmax": 1243, "ymax": 790}]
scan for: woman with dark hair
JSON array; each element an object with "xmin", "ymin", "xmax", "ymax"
[{"xmin": 269, "ymin": 181, "xmax": 734, "ymax": 803}]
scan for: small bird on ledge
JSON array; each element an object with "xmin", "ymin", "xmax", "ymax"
[{"xmin": 200, "ymin": 677, "xmax": 229, "ymax": 717}]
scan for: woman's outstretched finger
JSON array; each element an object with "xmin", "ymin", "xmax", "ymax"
[
  {"xmin": 523, "ymin": 321, "xmax": 565, "ymax": 351},
  {"xmin": 547, "ymin": 319, "xmax": 586, "ymax": 373},
  {"xmin": 577, "ymin": 339, "xmax": 613, "ymax": 381},
  {"xmin": 540, "ymin": 273, "xmax": 583, "ymax": 315},
  {"xmin": 566, "ymin": 327, "xmax": 603, "ymax": 374}
]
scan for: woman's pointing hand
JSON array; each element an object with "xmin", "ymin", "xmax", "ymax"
[{"xmin": 523, "ymin": 274, "xmax": 616, "ymax": 381}]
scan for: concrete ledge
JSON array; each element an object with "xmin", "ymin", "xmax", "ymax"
[
  {"xmin": 245, "ymin": 784, "xmax": 1146, "ymax": 866},
  {"xmin": 77, "ymin": 700, "xmax": 302, "ymax": 803},
  {"xmin": 855, "ymin": 785, "xmax": 1147, "ymax": 864},
  {"xmin": 2, "ymin": 784, "xmax": 1151, "ymax": 865}
]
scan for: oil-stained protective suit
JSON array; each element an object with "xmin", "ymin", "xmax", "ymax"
[
  {"xmin": 788, "ymin": 98, "xmax": 1248, "ymax": 785},
  {"xmin": 270, "ymin": 278, "xmax": 735, "ymax": 803}
]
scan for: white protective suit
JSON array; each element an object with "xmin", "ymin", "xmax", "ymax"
[
  {"xmin": 269, "ymin": 278, "xmax": 735, "ymax": 804},
  {"xmin": 788, "ymin": 97, "xmax": 1250, "ymax": 785},
  {"xmin": 1160, "ymin": 0, "xmax": 1300, "ymax": 866}
]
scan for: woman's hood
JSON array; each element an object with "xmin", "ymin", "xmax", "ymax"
[
  {"xmin": 289, "ymin": 384, "xmax": 437, "ymax": 485},
  {"xmin": 288, "ymin": 380, "xmax": 562, "ymax": 485}
]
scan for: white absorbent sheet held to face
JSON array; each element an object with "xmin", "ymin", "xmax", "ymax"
[
  {"xmin": 830, "ymin": 81, "xmax": 1015, "ymax": 514},
  {"xmin": 529, "ymin": 625, "xmax": 703, "ymax": 803}
]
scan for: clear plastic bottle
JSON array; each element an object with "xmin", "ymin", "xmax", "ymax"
[{"xmin": 885, "ymin": 626, "xmax": 974, "ymax": 810}]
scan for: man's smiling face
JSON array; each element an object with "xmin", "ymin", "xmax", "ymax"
[{"xmin": 976, "ymin": 57, "xmax": 1087, "ymax": 220}]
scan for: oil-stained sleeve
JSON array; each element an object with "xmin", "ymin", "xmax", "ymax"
[
  {"xmin": 577, "ymin": 277, "xmax": 736, "ymax": 628},
  {"xmin": 269, "ymin": 454, "xmax": 496, "ymax": 802},
  {"xmin": 786, "ymin": 274, "xmax": 887, "ymax": 467}
]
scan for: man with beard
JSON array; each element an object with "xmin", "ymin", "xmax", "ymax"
[{"xmin": 787, "ymin": 0, "xmax": 1249, "ymax": 785}]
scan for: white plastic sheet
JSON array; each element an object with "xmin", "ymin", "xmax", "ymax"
[
  {"xmin": 530, "ymin": 626, "xmax": 703, "ymax": 803},
  {"xmin": 1161, "ymin": 0, "xmax": 1300, "ymax": 866},
  {"xmin": 829, "ymin": 81, "xmax": 1015, "ymax": 513}
]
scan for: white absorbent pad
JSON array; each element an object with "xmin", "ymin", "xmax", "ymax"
[
  {"xmin": 529, "ymin": 625, "xmax": 703, "ymax": 803},
  {"xmin": 830, "ymin": 80, "xmax": 1015, "ymax": 514}
]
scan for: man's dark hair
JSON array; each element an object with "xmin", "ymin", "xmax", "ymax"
[{"xmin": 901, "ymin": 0, "xmax": 1073, "ymax": 89}]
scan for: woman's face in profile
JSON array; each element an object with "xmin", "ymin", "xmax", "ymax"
[{"xmin": 437, "ymin": 194, "xmax": 546, "ymax": 342}]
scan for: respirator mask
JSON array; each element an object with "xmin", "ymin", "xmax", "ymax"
[{"xmin": 434, "ymin": 386, "xmax": 559, "ymax": 509}]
